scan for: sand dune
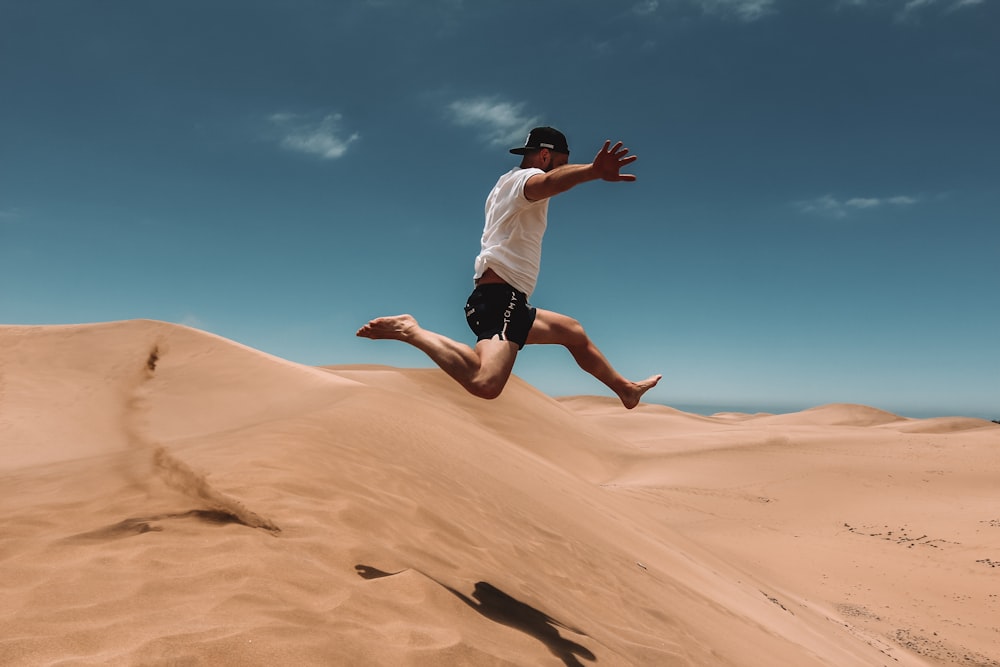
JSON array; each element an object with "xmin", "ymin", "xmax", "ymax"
[{"xmin": 1, "ymin": 320, "xmax": 997, "ymax": 666}]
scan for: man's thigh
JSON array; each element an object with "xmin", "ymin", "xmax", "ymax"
[{"xmin": 524, "ymin": 308, "xmax": 584, "ymax": 346}]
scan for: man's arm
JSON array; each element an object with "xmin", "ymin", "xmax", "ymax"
[{"xmin": 523, "ymin": 140, "xmax": 637, "ymax": 202}]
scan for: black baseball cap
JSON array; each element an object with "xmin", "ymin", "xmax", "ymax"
[{"xmin": 509, "ymin": 126, "xmax": 570, "ymax": 155}]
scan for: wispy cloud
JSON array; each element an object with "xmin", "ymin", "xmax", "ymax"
[
  {"xmin": 682, "ymin": 0, "xmax": 989, "ymax": 20},
  {"xmin": 901, "ymin": 0, "xmax": 985, "ymax": 11},
  {"xmin": 691, "ymin": 0, "xmax": 777, "ymax": 21},
  {"xmin": 363, "ymin": 0, "xmax": 463, "ymax": 8},
  {"xmin": 269, "ymin": 112, "xmax": 359, "ymax": 160},
  {"xmin": 899, "ymin": 0, "xmax": 985, "ymax": 19},
  {"xmin": 838, "ymin": 0, "xmax": 986, "ymax": 19},
  {"xmin": 794, "ymin": 194, "xmax": 919, "ymax": 218},
  {"xmin": 447, "ymin": 97, "xmax": 539, "ymax": 148},
  {"xmin": 634, "ymin": 0, "xmax": 984, "ymax": 23},
  {"xmin": 0, "ymin": 208, "xmax": 23, "ymax": 223},
  {"xmin": 632, "ymin": 0, "xmax": 661, "ymax": 16}
]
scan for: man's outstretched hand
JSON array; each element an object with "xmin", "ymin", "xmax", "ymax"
[{"xmin": 592, "ymin": 140, "xmax": 637, "ymax": 182}]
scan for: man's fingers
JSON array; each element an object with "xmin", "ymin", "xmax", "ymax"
[
  {"xmin": 606, "ymin": 142, "xmax": 635, "ymax": 164},
  {"xmin": 595, "ymin": 139, "xmax": 638, "ymax": 181}
]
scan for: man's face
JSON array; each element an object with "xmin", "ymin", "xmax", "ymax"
[{"xmin": 543, "ymin": 149, "xmax": 570, "ymax": 172}]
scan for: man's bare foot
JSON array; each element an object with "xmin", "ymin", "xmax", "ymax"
[
  {"xmin": 617, "ymin": 374, "xmax": 662, "ymax": 410},
  {"xmin": 356, "ymin": 314, "xmax": 420, "ymax": 341}
]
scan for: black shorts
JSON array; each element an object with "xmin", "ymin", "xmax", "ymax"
[{"xmin": 465, "ymin": 283, "xmax": 537, "ymax": 349}]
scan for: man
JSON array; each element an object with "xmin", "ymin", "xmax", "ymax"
[{"xmin": 357, "ymin": 126, "xmax": 661, "ymax": 409}]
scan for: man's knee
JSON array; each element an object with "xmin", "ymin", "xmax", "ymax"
[
  {"xmin": 468, "ymin": 377, "xmax": 506, "ymax": 400},
  {"xmin": 560, "ymin": 317, "xmax": 589, "ymax": 347}
]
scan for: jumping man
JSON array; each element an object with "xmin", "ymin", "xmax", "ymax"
[{"xmin": 357, "ymin": 126, "xmax": 661, "ymax": 409}]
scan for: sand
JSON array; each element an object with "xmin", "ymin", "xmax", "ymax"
[{"xmin": 1, "ymin": 319, "xmax": 997, "ymax": 666}]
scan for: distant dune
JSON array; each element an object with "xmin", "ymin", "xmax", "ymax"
[{"xmin": 2, "ymin": 320, "xmax": 997, "ymax": 666}]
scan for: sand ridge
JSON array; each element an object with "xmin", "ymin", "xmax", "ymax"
[{"xmin": 1, "ymin": 320, "xmax": 997, "ymax": 665}]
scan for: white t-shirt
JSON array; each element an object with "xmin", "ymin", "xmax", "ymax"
[{"xmin": 473, "ymin": 167, "xmax": 549, "ymax": 297}]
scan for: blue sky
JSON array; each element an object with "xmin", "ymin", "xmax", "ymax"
[{"xmin": 2, "ymin": 0, "xmax": 997, "ymax": 418}]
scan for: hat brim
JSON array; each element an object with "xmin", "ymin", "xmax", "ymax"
[{"xmin": 509, "ymin": 146, "xmax": 569, "ymax": 155}]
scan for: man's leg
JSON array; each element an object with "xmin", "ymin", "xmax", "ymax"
[
  {"xmin": 526, "ymin": 309, "xmax": 661, "ymax": 409},
  {"xmin": 356, "ymin": 314, "xmax": 519, "ymax": 400}
]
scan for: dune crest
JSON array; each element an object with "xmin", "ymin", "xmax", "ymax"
[
  {"xmin": 753, "ymin": 402, "xmax": 908, "ymax": 427},
  {"xmin": 2, "ymin": 320, "xmax": 997, "ymax": 666}
]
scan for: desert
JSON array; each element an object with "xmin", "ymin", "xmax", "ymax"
[{"xmin": 1, "ymin": 320, "xmax": 997, "ymax": 666}]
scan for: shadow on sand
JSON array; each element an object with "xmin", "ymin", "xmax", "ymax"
[{"xmin": 356, "ymin": 564, "xmax": 596, "ymax": 666}]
